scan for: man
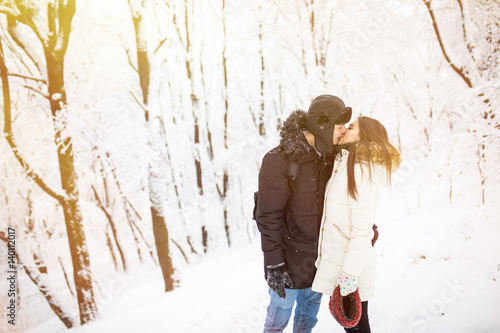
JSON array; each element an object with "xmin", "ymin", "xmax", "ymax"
[{"xmin": 255, "ymin": 95, "xmax": 352, "ymax": 333}]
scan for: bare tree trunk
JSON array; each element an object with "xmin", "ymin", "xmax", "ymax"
[
  {"xmin": 184, "ymin": 0, "xmax": 204, "ymax": 195},
  {"xmin": 92, "ymin": 185, "xmax": 127, "ymax": 271},
  {"xmin": 220, "ymin": 0, "xmax": 231, "ymax": 247},
  {"xmin": 171, "ymin": 0, "xmax": 204, "ymax": 195},
  {"xmin": 200, "ymin": 58, "xmax": 215, "ymax": 161},
  {"xmin": 129, "ymin": 0, "xmax": 175, "ymax": 291},
  {"xmin": 308, "ymin": 0, "xmax": 331, "ymax": 87},
  {"xmin": 477, "ymin": 146, "xmax": 486, "ymax": 204},
  {"xmin": 103, "ymin": 154, "xmax": 157, "ymax": 263},
  {"xmin": 25, "ymin": 195, "xmax": 48, "ymax": 274},
  {"xmin": 258, "ymin": 9, "xmax": 265, "ymax": 136}
]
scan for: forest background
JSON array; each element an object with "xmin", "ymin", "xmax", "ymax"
[{"xmin": 0, "ymin": 0, "xmax": 499, "ymax": 332}]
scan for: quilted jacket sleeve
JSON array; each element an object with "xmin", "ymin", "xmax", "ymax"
[
  {"xmin": 342, "ymin": 163, "xmax": 382, "ymax": 277},
  {"xmin": 256, "ymin": 152, "xmax": 290, "ymax": 267}
]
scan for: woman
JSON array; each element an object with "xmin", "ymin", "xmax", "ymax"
[{"xmin": 312, "ymin": 116, "xmax": 401, "ymax": 332}]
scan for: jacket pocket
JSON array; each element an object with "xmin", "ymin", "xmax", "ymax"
[
  {"xmin": 291, "ymin": 179, "xmax": 318, "ymax": 216},
  {"xmin": 282, "ymin": 237, "xmax": 318, "ymax": 286},
  {"xmin": 283, "ymin": 236, "xmax": 318, "ymax": 254}
]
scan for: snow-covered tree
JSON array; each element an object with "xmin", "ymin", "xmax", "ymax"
[
  {"xmin": 0, "ymin": 0, "xmax": 98, "ymax": 325},
  {"xmin": 127, "ymin": 0, "xmax": 175, "ymax": 292}
]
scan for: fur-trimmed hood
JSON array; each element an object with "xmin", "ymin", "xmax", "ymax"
[{"xmin": 279, "ymin": 110, "xmax": 314, "ymax": 160}]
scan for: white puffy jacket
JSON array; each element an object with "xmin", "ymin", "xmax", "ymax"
[{"xmin": 312, "ymin": 149, "xmax": 389, "ymax": 301}]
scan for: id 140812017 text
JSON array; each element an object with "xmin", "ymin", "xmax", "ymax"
[{"xmin": 6, "ymin": 228, "xmax": 17, "ymax": 326}]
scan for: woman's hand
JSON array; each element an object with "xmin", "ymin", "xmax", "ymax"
[{"xmin": 337, "ymin": 272, "xmax": 358, "ymax": 296}]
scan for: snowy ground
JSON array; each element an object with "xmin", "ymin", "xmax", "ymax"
[{"xmin": 14, "ymin": 191, "xmax": 500, "ymax": 333}]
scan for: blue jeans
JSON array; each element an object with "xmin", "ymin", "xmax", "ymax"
[{"xmin": 263, "ymin": 287, "xmax": 322, "ymax": 333}]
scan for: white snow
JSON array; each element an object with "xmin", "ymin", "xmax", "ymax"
[{"xmin": 18, "ymin": 188, "xmax": 500, "ymax": 333}]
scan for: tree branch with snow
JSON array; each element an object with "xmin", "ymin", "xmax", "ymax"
[
  {"xmin": 422, "ymin": 0, "xmax": 473, "ymax": 88},
  {"xmin": 0, "ymin": 38, "xmax": 67, "ymax": 205}
]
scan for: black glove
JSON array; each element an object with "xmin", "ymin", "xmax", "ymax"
[{"xmin": 266, "ymin": 263, "xmax": 293, "ymax": 298}]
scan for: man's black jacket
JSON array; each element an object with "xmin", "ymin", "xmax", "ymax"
[{"xmin": 255, "ymin": 110, "xmax": 334, "ymax": 289}]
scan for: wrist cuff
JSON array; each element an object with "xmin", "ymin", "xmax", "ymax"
[{"xmin": 266, "ymin": 262, "xmax": 285, "ymax": 270}]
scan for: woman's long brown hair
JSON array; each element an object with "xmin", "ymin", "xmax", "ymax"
[{"xmin": 347, "ymin": 116, "xmax": 400, "ymax": 200}]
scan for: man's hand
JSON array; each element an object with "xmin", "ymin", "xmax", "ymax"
[{"xmin": 267, "ymin": 263, "xmax": 293, "ymax": 298}]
